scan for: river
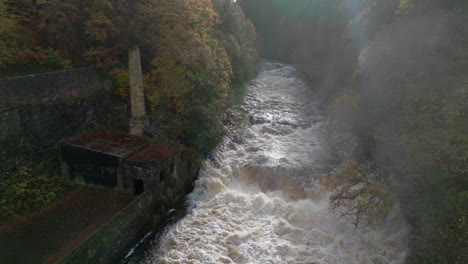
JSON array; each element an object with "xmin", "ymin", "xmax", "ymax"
[{"xmin": 127, "ymin": 61, "xmax": 409, "ymax": 264}]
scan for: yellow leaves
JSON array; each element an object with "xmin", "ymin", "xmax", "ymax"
[
  {"xmin": 357, "ymin": 46, "xmax": 368, "ymax": 68},
  {"xmin": 139, "ymin": 0, "xmax": 257, "ymax": 153},
  {"xmin": 84, "ymin": 47, "xmax": 122, "ymax": 68},
  {"xmin": 0, "ymin": 0, "xmax": 13, "ymax": 34},
  {"xmin": 82, "ymin": 0, "xmax": 129, "ymax": 67},
  {"xmin": 367, "ymin": 180, "xmax": 389, "ymax": 195},
  {"xmin": 110, "ymin": 68, "xmax": 130, "ymax": 96},
  {"xmin": 0, "ymin": 0, "xmax": 18, "ymax": 66},
  {"xmin": 328, "ymin": 160, "xmax": 394, "ymax": 227},
  {"xmin": 147, "ymin": 55, "xmax": 191, "ymax": 113},
  {"xmin": 183, "ymin": 0, "xmax": 221, "ymax": 49},
  {"xmin": 184, "ymin": 0, "xmax": 219, "ymax": 25},
  {"xmin": 144, "ymin": 0, "xmax": 237, "ymax": 113},
  {"xmin": 340, "ymin": 160, "xmax": 368, "ymax": 178},
  {"xmin": 93, "ymin": 0, "xmax": 113, "ymax": 10},
  {"xmin": 396, "ymin": 0, "xmax": 415, "ymax": 15},
  {"xmin": 85, "ymin": 12, "xmax": 115, "ymax": 42}
]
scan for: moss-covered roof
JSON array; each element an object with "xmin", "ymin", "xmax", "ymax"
[
  {"xmin": 62, "ymin": 130, "xmax": 148, "ymax": 158},
  {"xmin": 126, "ymin": 143, "xmax": 178, "ymax": 166}
]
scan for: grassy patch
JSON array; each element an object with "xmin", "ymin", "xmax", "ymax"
[{"xmin": 0, "ymin": 165, "xmax": 73, "ymax": 223}]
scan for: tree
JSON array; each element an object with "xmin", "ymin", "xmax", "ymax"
[
  {"xmin": 214, "ymin": 0, "xmax": 259, "ymax": 83},
  {"xmin": 327, "ymin": 160, "xmax": 394, "ymax": 228}
]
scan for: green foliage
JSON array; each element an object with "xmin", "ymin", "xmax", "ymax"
[
  {"xmin": 110, "ymin": 68, "xmax": 130, "ymax": 96},
  {"xmin": 182, "ymin": 106, "xmax": 225, "ymax": 155},
  {"xmin": 214, "ymin": 0, "xmax": 259, "ymax": 82},
  {"xmin": 408, "ymin": 196, "xmax": 467, "ymax": 264},
  {"xmin": 85, "ymin": 11, "xmax": 116, "ymax": 42},
  {"xmin": 0, "ymin": 47, "xmax": 72, "ymax": 76},
  {"xmin": 42, "ymin": 48, "xmax": 71, "ymax": 69},
  {"xmin": 0, "ymin": 0, "xmax": 16, "ymax": 67},
  {"xmin": 0, "ymin": 166, "xmax": 69, "ymax": 220}
]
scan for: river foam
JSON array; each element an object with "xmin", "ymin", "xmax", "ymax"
[{"xmin": 146, "ymin": 61, "xmax": 409, "ymax": 264}]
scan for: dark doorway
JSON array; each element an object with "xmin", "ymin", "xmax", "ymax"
[
  {"xmin": 160, "ymin": 169, "xmax": 167, "ymax": 183},
  {"xmin": 133, "ymin": 179, "xmax": 144, "ymax": 195}
]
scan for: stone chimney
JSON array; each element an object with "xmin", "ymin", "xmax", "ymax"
[{"xmin": 128, "ymin": 46, "xmax": 146, "ymax": 136}]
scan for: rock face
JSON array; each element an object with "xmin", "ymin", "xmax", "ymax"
[{"xmin": 128, "ymin": 46, "xmax": 146, "ymax": 136}]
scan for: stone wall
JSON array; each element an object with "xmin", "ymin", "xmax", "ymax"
[
  {"xmin": 0, "ymin": 94, "xmax": 129, "ymax": 175},
  {"xmin": 59, "ymin": 190, "xmax": 156, "ymax": 264},
  {"xmin": 0, "ymin": 69, "xmax": 129, "ymax": 176},
  {"xmin": 0, "ymin": 68, "xmax": 111, "ymax": 111},
  {"xmin": 59, "ymin": 149, "xmax": 200, "ymax": 264}
]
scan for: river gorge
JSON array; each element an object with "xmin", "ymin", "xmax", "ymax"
[{"xmin": 126, "ymin": 61, "xmax": 409, "ymax": 264}]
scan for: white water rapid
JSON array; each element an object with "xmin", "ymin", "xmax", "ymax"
[{"xmin": 146, "ymin": 61, "xmax": 409, "ymax": 264}]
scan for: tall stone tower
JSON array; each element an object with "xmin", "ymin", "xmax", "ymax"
[{"xmin": 128, "ymin": 46, "xmax": 146, "ymax": 136}]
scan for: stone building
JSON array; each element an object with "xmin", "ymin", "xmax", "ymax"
[
  {"xmin": 60, "ymin": 131, "xmax": 149, "ymax": 189},
  {"xmin": 61, "ymin": 50, "xmax": 193, "ymax": 197},
  {"xmin": 123, "ymin": 144, "xmax": 180, "ymax": 195},
  {"xmin": 61, "ymin": 130, "xmax": 190, "ymax": 198}
]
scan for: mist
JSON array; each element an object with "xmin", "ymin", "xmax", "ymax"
[
  {"xmin": 1, "ymin": 0, "xmax": 466, "ymax": 263},
  {"xmin": 240, "ymin": 0, "xmax": 468, "ymax": 262}
]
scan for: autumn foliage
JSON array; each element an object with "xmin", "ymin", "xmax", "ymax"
[
  {"xmin": 326, "ymin": 160, "xmax": 394, "ymax": 228},
  {"xmin": 0, "ymin": 0, "xmax": 259, "ymax": 153}
]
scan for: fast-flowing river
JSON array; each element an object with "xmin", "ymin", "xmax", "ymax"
[{"xmin": 142, "ymin": 61, "xmax": 408, "ymax": 264}]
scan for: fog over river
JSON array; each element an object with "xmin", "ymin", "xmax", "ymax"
[{"xmin": 143, "ymin": 61, "xmax": 409, "ymax": 264}]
